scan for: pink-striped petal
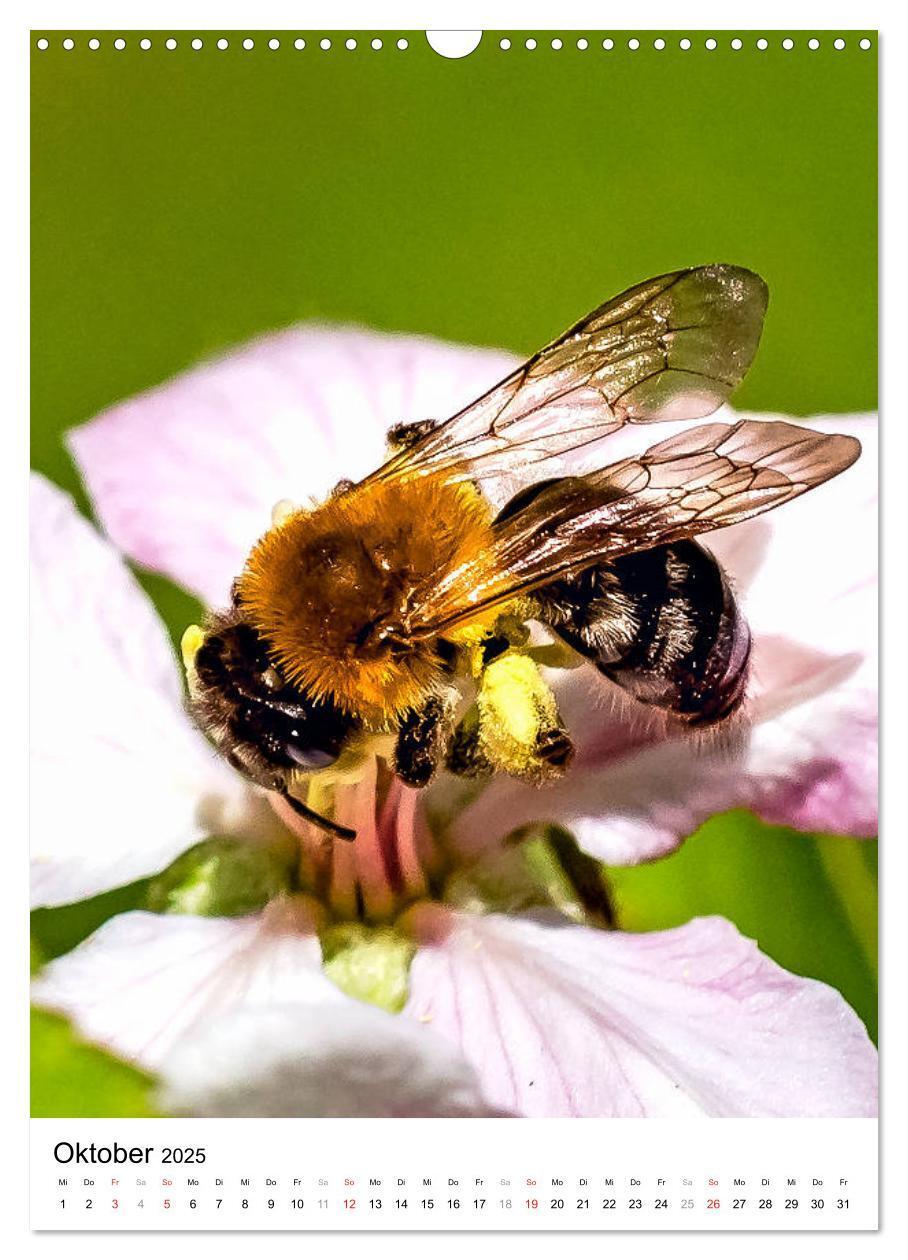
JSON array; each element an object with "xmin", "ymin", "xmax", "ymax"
[
  {"xmin": 403, "ymin": 905, "xmax": 878, "ymax": 1118},
  {"xmin": 34, "ymin": 896, "xmax": 498, "ymax": 1117},
  {"xmin": 160, "ymin": 1002, "xmax": 500, "ymax": 1118},
  {"xmin": 69, "ymin": 327, "xmax": 518, "ymax": 605},
  {"xmin": 32, "ymin": 897, "xmax": 336, "ymax": 1068},
  {"xmin": 30, "ymin": 475, "xmax": 262, "ymax": 907}
]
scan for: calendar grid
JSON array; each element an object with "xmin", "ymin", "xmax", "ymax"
[{"xmin": 31, "ymin": 1118, "xmax": 878, "ymax": 1231}]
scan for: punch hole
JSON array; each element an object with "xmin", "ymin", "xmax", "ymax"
[
  {"xmin": 294, "ymin": 39, "xmax": 305, "ymax": 50},
  {"xmin": 757, "ymin": 38, "xmax": 768, "ymax": 50},
  {"xmin": 320, "ymin": 38, "xmax": 331, "ymax": 50},
  {"xmin": 680, "ymin": 38, "xmax": 691, "ymax": 50},
  {"xmin": 243, "ymin": 38, "xmax": 255, "ymax": 50},
  {"xmin": 63, "ymin": 38, "xmax": 74, "ymax": 50},
  {"xmin": 705, "ymin": 38, "xmax": 717, "ymax": 50},
  {"xmin": 114, "ymin": 38, "xmax": 126, "ymax": 50},
  {"xmin": 36, "ymin": 37, "xmax": 49, "ymax": 50},
  {"xmin": 808, "ymin": 38, "xmax": 820, "ymax": 50},
  {"xmin": 426, "ymin": 31, "xmax": 482, "ymax": 58},
  {"xmin": 269, "ymin": 38, "xmax": 280, "ymax": 50},
  {"xmin": 346, "ymin": 38, "xmax": 357, "ymax": 50},
  {"xmin": 654, "ymin": 38, "xmax": 665, "ymax": 50},
  {"xmin": 526, "ymin": 38, "xmax": 537, "ymax": 50},
  {"xmin": 397, "ymin": 38, "xmax": 409, "ymax": 50},
  {"xmin": 500, "ymin": 38, "xmax": 511, "ymax": 50},
  {"xmin": 731, "ymin": 38, "xmax": 743, "ymax": 49},
  {"xmin": 192, "ymin": 38, "xmax": 203, "ymax": 51},
  {"xmin": 782, "ymin": 38, "xmax": 794, "ymax": 50},
  {"xmin": 602, "ymin": 38, "xmax": 614, "ymax": 50},
  {"xmin": 166, "ymin": 38, "xmax": 177, "ymax": 50},
  {"xmin": 140, "ymin": 38, "xmax": 151, "ymax": 50},
  {"xmin": 860, "ymin": 38, "xmax": 872, "ymax": 49},
  {"xmin": 577, "ymin": 38, "xmax": 588, "ymax": 50},
  {"xmin": 551, "ymin": 38, "xmax": 563, "ymax": 50},
  {"xmin": 628, "ymin": 38, "xmax": 639, "ymax": 51},
  {"xmin": 88, "ymin": 38, "xmax": 100, "ymax": 50},
  {"xmin": 217, "ymin": 38, "xmax": 229, "ymax": 50},
  {"xmin": 834, "ymin": 38, "xmax": 846, "ymax": 50},
  {"xmin": 371, "ymin": 38, "xmax": 382, "ymax": 50}
]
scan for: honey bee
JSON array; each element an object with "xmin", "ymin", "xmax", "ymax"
[{"xmin": 185, "ymin": 265, "xmax": 860, "ymax": 839}]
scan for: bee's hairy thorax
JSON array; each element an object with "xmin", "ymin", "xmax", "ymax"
[{"xmin": 234, "ymin": 473, "xmax": 496, "ymax": 724}]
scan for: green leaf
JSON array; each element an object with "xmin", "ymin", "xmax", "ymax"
[
  {"xmin": 31, "ymin": 1007, "xmax": 158, "ymax": 1118},
  {"xmin": 31, "ymin": 878, "xmax": 150, "ymax": 964},
  {"xmin": 605, "ymin": 810, "xmax": 878, "ymax": 1043},
  {"xmin": 146, "ymin": 835, "xmax": 297, "ymax": 917}
]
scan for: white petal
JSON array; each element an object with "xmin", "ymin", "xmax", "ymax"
[
  {"xmin": 30, "ymin": 476, "xmax": 257, "ymax": 906},
  {"xmin": 69, "ymin": 326, "xmax": 519, "ymax": 604},
  {"xmin": 713, "ymin": 413, "xmax": 878, "ymax": 833},
  {"xmin": 403, "ymin": 906, "xmax": 878, "ymax": 1118},
  {"xmin": 160, "ymin": 1002, "xmax": 500, "ymax": 1118},
  {"xmin": 31, "ymin": 898, "xmax": 336, "ymax": 1069}
]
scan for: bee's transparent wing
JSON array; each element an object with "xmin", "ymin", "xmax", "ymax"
[
  {"xmin": 406, "ymin": 421, "xmax": 861, "ymax": 636},
  {"xmin": 367, "ymin": 265, "xmax": 769, "ymax": 487}
]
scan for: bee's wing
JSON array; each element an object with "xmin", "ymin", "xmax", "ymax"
[
  {"xmin": 367, "ymin": 264, "xmax": 769, "ymax": 487},
  {"xmin": 406, "ymin": 421, "xmax": 860, "ymax": 637}
]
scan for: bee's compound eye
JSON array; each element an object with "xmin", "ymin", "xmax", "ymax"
[{"xmin": 285, "ymin": 744, "xmax": 341, "ymax": 771}]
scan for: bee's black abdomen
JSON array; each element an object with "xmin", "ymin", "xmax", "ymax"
[{"xmin": 536, "ymin": 540, "xmax": 751, "ymax": 727}]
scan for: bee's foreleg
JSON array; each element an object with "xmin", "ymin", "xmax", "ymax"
[{"xmin": 393, "ymin": 690, "xmax": 457, "ymax": 788}]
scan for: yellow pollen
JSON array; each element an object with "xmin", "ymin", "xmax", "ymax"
[
  {"xmin": 180, "ymin": 624, "xmax": 206, "ymax": 700},
  {"xmin": 181, "ymin": 623, "xmax": 206, "ymax": 671}
]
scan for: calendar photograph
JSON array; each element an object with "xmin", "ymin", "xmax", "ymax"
[{"xmin": 30, "ymin": 28, "xmax": 878, "ymax": 1135}]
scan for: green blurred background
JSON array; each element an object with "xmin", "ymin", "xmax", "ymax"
[{"xmin": 31, "ymin": 31, "xmax": 877, "ymax": 1113}]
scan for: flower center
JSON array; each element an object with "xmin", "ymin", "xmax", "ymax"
[{"xmin": 273, "ymin": 755, "xmax": 437, "ymax": 923}]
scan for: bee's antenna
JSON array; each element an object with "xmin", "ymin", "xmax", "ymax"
[{"xmin": 279, "ymin": 789, "xmax": 356, "ymax": 842}]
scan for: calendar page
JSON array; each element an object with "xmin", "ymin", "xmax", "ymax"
[{"xmin": 29, "ymin": 20, "xmax": 879, "ymax": 1236}]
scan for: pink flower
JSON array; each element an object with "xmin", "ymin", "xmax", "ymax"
[{"xmin": 31, "ymin": 327, "xmax": 877, "ymax": 1117}]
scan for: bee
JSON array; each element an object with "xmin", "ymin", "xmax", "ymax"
[{"xmin": 185, "ymin": 265, "xmax": 860, "ymax": 839}]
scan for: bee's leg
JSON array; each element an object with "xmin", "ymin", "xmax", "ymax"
[
  {"xmin": 450, "ymin": 656, "xmax": 574, "ymax": 784},
  {"xmin": 393, "ymin": 692, "xmax": 456, "ymax": 788},
  {"xmin": 446, "ymin": 706, "xmax": 495, "ymax": 779},
  {"xmin": 385, "ymin": 418, "xmax": 439, "ymax": 453},
  {"xmin": 537, "ymin": 540, "xmax": 752, "ymax": 727}
]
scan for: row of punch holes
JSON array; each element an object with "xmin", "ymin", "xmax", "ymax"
[{"xmin": 35, "ymin": 34, "xmax": 874, "ymax": 54}]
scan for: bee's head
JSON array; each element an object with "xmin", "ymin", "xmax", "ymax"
[{"xmin": 182, "ymin": 613, "xmax": 356, "ymax": 786}]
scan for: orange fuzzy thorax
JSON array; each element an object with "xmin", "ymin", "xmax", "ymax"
[{"xmin": 235, "ymin": 474, "xmax": 495, "ymax": 724}]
